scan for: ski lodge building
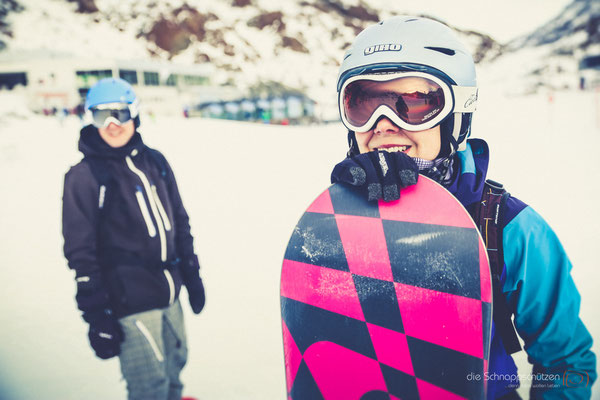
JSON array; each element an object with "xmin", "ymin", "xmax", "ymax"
[
  {"xmin": 579, "ymin": 54, "xmax": 600, "ymax": 90},
  {"xmin": 0, "ymin": 49, "xmax": 214, "ymax": 115}
]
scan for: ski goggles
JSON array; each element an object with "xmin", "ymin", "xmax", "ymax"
[
  {"xmin": 89, "ymin": 102, "xmax": 136, "ymax": 128},
  {"xmin": 339, "ymin": 71, "xmax": 478, "ymax": 132}
]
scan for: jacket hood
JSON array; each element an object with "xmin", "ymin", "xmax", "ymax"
[
  {"xmin": 78, "ymin": 124, "xmax": 145, "ymax": 159},
  {"xmin": 446, "ymin": 138, "xmax": 489, "ymax": 208}
]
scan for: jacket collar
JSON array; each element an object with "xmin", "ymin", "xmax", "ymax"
[
  {"xmin": 445, "ymin": 138, "xmax": 489, "ymax": 208},
  {"xmin": 78, "ymin": 124, "xmax": 145, "ymax": 159}
]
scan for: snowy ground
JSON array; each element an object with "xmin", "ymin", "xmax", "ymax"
[{"xmin": 1, "ymin": 88, "xmax": 599, "ymax": 399}]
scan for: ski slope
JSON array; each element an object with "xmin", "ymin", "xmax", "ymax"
[{"xmin": 0, "ymin": 87, "xmax": 599, "ymax": 399}]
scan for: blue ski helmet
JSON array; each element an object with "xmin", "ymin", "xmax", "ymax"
[
  {"xmin": 338, "ymin": 16, "xmax": 477, "ymax": 156},
  {"xmin": 85, "ymin": 77, "xmax": 140, "ymax": 127}
]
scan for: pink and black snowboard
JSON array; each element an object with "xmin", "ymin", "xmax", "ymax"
[{"xmin": 281, "ymin": 176, "xmax": 492, "ymax": 400}]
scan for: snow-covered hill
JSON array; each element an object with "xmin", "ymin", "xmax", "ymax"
[
  {"xmin": 1, "ymin": 86, "xmax": 600, "ymax": 399},
  {"xmin": 2, "ymin": 0, "xmax": 598, "ymax": 99},
  {"xmin": 483, "ymin": 0, "xmax": 599, "ymax": 94},
  {"xmin": 511, "ymin": 0, "xmax": 599, "ymax": 50},
  {"xmin": 2, "ymin": 0, "xmax": 504, "ymax": 103}
]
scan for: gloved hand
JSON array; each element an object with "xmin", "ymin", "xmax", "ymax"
[
  {"xmin": 185, "ymin": 273, "xmax": 206, "ymax": 314},
  {"xmin": 331, "ymin": 150, "xmax": 419, "ymax": 202},
  {"xmin": 74, "ymin": 271, "xmax": 111, "ymax": 313},
  {"xmin": 181, "ymin": 256, "xmax": 206, "ymax": 314},
  {"xmin": 85, "ymin": 309, "xmax": 124, "ymax": 360}
]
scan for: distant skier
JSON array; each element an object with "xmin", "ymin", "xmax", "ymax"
[
  {"xmin": 62, "ymin": 78, "xmax": 206, "ymax": 400},
  {"xmin": 330, "ymin": 16, "xmax": 596, "ymax": 399}
]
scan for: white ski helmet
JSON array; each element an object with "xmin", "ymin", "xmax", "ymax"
[{"xmin": 337, "ymin": 16, "xmax": 478, "ymax": 156}]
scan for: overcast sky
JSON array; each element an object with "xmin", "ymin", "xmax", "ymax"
[{"xmin": 396, "ymin": 0, "xmax": 570, "ymax": 42}]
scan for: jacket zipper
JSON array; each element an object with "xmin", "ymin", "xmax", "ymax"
[
  {"xmin": 134, "ymin": 187, "xmax": 157, "ymax": 237},
  {"xmin": 134, "ymin": 320, "xmax": 164, "ymax": 362},
  {"xmin": 163, "ymin": 269, "xmax": 175, "ymax": 306},
  {"xmin": 125, "ymin": 156, "xmax": 167, "ymax": 262},
  {"xmin": 152, "ymin": 185, "xmax": 172, "ymax": 231}
]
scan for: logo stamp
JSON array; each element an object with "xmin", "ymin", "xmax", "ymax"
[
  {"xmin": 364, "ymin": 44, "xmax": 402, "ymax": 56},
  {"xmin": 464, "ymin": 91, "xmax": 478, "ymax": 110},
  {"xmin": 563, "ymin": 370, "xmax": 590, "ymax": 388}
]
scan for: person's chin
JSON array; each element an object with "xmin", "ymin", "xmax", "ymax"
[{"xmin": 107, "ymin": 139, "xmax": 126, "ymax": 148}]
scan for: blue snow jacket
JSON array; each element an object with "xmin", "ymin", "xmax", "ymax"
[{"xmin": 447, "ymin": 138, "xmax": 596, "ymax": 399}]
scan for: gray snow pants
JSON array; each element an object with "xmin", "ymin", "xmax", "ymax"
[{"xmin": 118, "ymin": 300, "xmax": 188, "ymax": 400}]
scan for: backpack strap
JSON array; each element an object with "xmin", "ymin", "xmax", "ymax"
[{"xmin": 471, "ymin": 179, "xmax": 522, "ymax": 355}]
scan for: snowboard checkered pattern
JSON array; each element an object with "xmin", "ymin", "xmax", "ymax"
[{"xmin": 281, "ymin": 178, "xmax": 492, "ymax": 400}]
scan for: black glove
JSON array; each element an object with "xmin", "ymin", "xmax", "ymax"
[
  {"xmin": 85, "ymin": 309, "xmax": 124, "ymax": 360},
  {"xmin": 74, "ymin": 271, "xmax": 111, "ymax": 313},
  {"xmin": 181, "ymin": 256, "xmax": 206, "ymax": 314},
  {"xmin": 331, "ymin": 150, "xmax": 419, "ymax": 202},
  {"xmin": 186, "ymin": 274, "xmax": 206, "ymax": 314}
]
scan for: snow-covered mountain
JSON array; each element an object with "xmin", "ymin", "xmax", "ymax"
[
  {"xmin": 483, "ymin": 0, "xmax": 599, "ymax": 94},
  {"xmin": 0, "ymin": 0, "xmax": 24, "ymax": 50},
  {"xmin": 510, "ymin": 0, "xmax": 599, "ymax": 51},
  {"xmin": 1, "ymin": 0, "xmax": 503, "ymax": 103},
  {"xmin": 1, "ymin": 0, "xmax": 598, "ymax": 100}
]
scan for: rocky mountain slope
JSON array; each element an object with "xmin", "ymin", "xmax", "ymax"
[
  {"xmin": 2, "ymin": 0, "xmax": 504, "ymax": 102},
  {"xmin": 0, "ymin": 0, "xmax": 24, "ymax": 50},
  {"xmin": 486, "ymin": 0, "xmax": 599, "ymax": 93},
  {"xmin": 2, "ymin": 0, "xmax": 598, "ymax": 100}
]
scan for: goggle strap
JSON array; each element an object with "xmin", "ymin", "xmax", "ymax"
[{"xmin": 452, "ymin": 86, "xmax": 478, "ymax": 113}]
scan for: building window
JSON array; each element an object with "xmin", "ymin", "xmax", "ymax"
[
  {"xmin": 166, "ymin": 74, "xmax": 177, "ymax": 86},
  {"xmin": 0, "ymin": 72, "xmax": 28, "ymax": 89},
  {"xmin": 75, "ymin": 70, "xmax": 113, "ymax": 88},
  {"xmin": 143, "ymin": 71, "xmax": 159, "ymax": 86},
  {"xmin": 182, "ymin": 75, "xmax": 209, "ymax": 86},
  {"xmin": 119, "ymin": 69, "xmax": 138, "ymax": 85}
]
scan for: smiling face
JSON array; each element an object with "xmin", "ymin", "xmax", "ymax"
[
  {"xmin": 355, "ymin": 117, "xmax": 441, "ymax": 160},
  {"xmin": 98, "ymin": 120, "xmax": 135, "ymax": 148}
]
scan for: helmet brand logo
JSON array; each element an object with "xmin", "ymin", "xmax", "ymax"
[
  {"xmin": 364, "ymin": 44, "xmax": 402, "ymax": 55},
  {"xmin": 464, "ymin": 90, "xmax": 478, "ymax": 110}
]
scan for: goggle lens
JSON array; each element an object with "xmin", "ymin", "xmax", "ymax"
[
  {"xmin": 91, "ymin": 107, "xmax": 132, "ymax": 128},
  {"xmin": 342, "ymin": 76, "xmax": 446, "ymax": 129}
]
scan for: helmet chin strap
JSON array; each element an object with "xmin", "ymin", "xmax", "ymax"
[
  {"xmin": 451, "ymin": 112, "xmax": 464, "ymax": 154},
  {"xmin": 418, "ymin": 112, "xmax": 465, "ymax": 185},
  {"xmin": 417, "ymin": 113, "xmax": 461, "ymax": 185},
  {"xmin": 347, "ymin": 130, "xmax": 360, "ymax": 157}
]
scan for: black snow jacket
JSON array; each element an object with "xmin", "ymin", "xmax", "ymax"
[{"xmin": 62, "ymin": 126, "xmax": 198, "ymax": 318}]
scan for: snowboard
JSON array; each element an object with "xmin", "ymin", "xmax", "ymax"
[{"xmin": 280, "ymin": 176, "xmax": 492, "ymax": 400}]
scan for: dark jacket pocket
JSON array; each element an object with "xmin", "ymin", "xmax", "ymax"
[{"xmin": 108, "ymin": 264, "xmax": 171, "ymax": 318}]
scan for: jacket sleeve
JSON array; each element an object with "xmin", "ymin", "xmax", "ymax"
[
  {"xmin": 62, "ymin": 164, "xmax": 111, "ymax": 318},
  {"xmin": 163, "ymin": 157, "xmax": 200, "ymax": 273},
  {"xmin": 502, "ymin": 206, "xmax": 596, "ymax": 399}
]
